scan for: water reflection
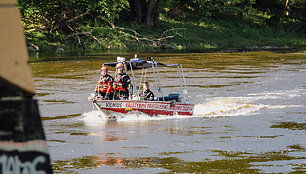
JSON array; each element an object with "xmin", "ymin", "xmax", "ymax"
[
  {"xmin": 271, "ymin": 122, "xmax": 306, "ymax": 130},
  {"xmin": 41, "ymin": 114, "xmax": 81, "ymax": 121},
  {"xmin": 52, "ymin": 147, "xmax": 306, "ymax": 173},
  {"xmin": 104, "ymin": 135, "xmax": 128, "ymax": 141}
]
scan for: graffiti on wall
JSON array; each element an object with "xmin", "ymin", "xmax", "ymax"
[{"xmin": 0, "ymin": 140, "xmax": 52, "ymax": 174}]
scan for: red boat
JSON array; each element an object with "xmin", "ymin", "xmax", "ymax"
[{"xmin": 90, "ymin": 56, "xmax": 194, "ymax": 120}]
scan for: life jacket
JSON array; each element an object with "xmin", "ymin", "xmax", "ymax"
[
  {"xmin": 143, "ymin": 89, "xmax": 154, "ymax": 100},
  {"xmin": 113, "ymin": 73, "xmax": 129, "ymax": 92},
  {"xmin": 96, "ymin": 74, "xmax": 113, "ymax": 94}
]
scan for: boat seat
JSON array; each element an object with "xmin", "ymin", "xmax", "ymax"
[{"xmin": 156, "ymin": 93, "xmax": 180, "ymax": 101}]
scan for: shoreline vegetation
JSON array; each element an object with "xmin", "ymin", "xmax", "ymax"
[{"xmin": 19, "ymin": 1, "xmax": 306, "ymax": 54}]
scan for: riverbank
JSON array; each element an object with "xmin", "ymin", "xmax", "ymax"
[{"xmin": 26, "ymin": 18, "xmax": 306, "ymax": 53}]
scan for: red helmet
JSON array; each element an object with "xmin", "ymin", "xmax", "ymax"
[
  {"xmin": 116, "ymin": 63, "xmax": 123, "ymax": 69},
  {"xmin": 100, "ymin": 66, "xmax": 108, "ymax": 71}
]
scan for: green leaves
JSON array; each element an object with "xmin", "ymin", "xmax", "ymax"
[{"xmin": 17, "ymin": 0, "xmax": 305, "ymax": 51}]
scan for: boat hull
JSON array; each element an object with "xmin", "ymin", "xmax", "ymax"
[{"xmin": 94, "ymin": 99, "xmax": 194, "ymax": 117}]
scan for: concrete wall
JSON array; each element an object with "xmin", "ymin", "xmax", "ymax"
[{"xmin": 0, "ymin": 1, "xmax": 53, "ymax": 173}]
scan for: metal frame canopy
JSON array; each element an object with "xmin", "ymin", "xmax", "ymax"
[
  {"xmin": 104, "ymin": 58, "xmax": 168, "ymax": 70},
  {"xmin": 103, "ymin": 56, "xmax": 189, "ymax": 104}
]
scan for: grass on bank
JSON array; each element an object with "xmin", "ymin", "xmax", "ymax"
[{"xmin": 25, "ymin": 17, "xmax": 306, "ymax": 53}]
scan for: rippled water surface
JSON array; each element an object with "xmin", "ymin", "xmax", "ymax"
[{"xmin": 30, "ymin": 51, "xmax": 306, "ymax": 173}]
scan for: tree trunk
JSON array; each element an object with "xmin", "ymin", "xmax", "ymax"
[
  {"xmin": 128, "ymin": 0, "xmax": 159, "ymax": 28},
  {"xmin": 135, "ymin": 0, "xmax": 144, "ymax": 23},
  {"xmin": 128, "ymin": 0, "xmax": 136, "ymax": 20},
  {"xmin": 128, "ymin": 0, "xmax": 145, "ymax": 24},
  {"xmin": 145, "ymin": 0, "xmax": 155, "ymax": 28}
]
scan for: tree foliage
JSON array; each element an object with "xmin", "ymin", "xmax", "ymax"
[
  {"xmin": 164, "ymin": 0, "xmax": 306, "ymax": 24},
  {"xmin": 19, "ymin": 0, "xmax": 305, "ymax": 30},
  {"xmin": 18, "ymin": 0, "xmax": 126, "ymax": 32},
  {"xmin": 17, "ymin": 0, "xmax": 306, "ymax": 50}
]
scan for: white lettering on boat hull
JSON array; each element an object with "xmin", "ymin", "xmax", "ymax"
[{"xmin": 98, "ymin": 101, "xmax": 194, "ymax": 113}]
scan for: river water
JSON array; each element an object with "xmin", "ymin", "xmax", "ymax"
[{"xmin": 30, "ymin": 51, "xmax": 306, "ymax": 173}]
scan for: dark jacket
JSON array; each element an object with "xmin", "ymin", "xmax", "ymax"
[{"xmin": 142, "ymin": 89, "xmax": 154, "ymax": 100}]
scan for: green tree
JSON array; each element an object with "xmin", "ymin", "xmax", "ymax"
[
  {"xmin": 289, "ymin": 0, "xmax": 306, "ymax": 21},
  {"xmin": 18, "ymin": 0, "xmax": 125, "ymax": 32}
]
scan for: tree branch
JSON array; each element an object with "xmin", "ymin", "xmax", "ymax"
[
  {"xmin": 66, "ymin": 30, "xmax": 93, "ymax": 48},
  {"xmin": 97, "ymin": 16, "xmax": 116, "ymax": 30},
  {"xmin": 25, "ymin": 25, "xmax": 49, "ymax": 33},
  {"xmin": 160, "ymin": 28, "xmax": 185, "ymax": 39},
  {"xmin": 25, "ymin": 10, "xmax": 90, "ymax": 33},
  {"xmin": 116, "ymin": 27, "xmax": 185, "ymax": 49},
  {"xmin": 67, "ymin": 10, "xmax": 90, "ymax": 23}
]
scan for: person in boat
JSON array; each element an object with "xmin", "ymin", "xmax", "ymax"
[
  {"xmin": 140, "ymin": 82, "xmax": 154, "ymax": 100},
  {"xmin": 113, "ymin": 63, "xmax": 131, "ymax": 100},
  {"xmin": 95, "ymin": 66, "xmax": 114, "ymax": 100}
]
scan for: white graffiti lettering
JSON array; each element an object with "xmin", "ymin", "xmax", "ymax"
[{"xmin": 0, "ymin": 155, "xmax": 46, "ymax": 174}]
